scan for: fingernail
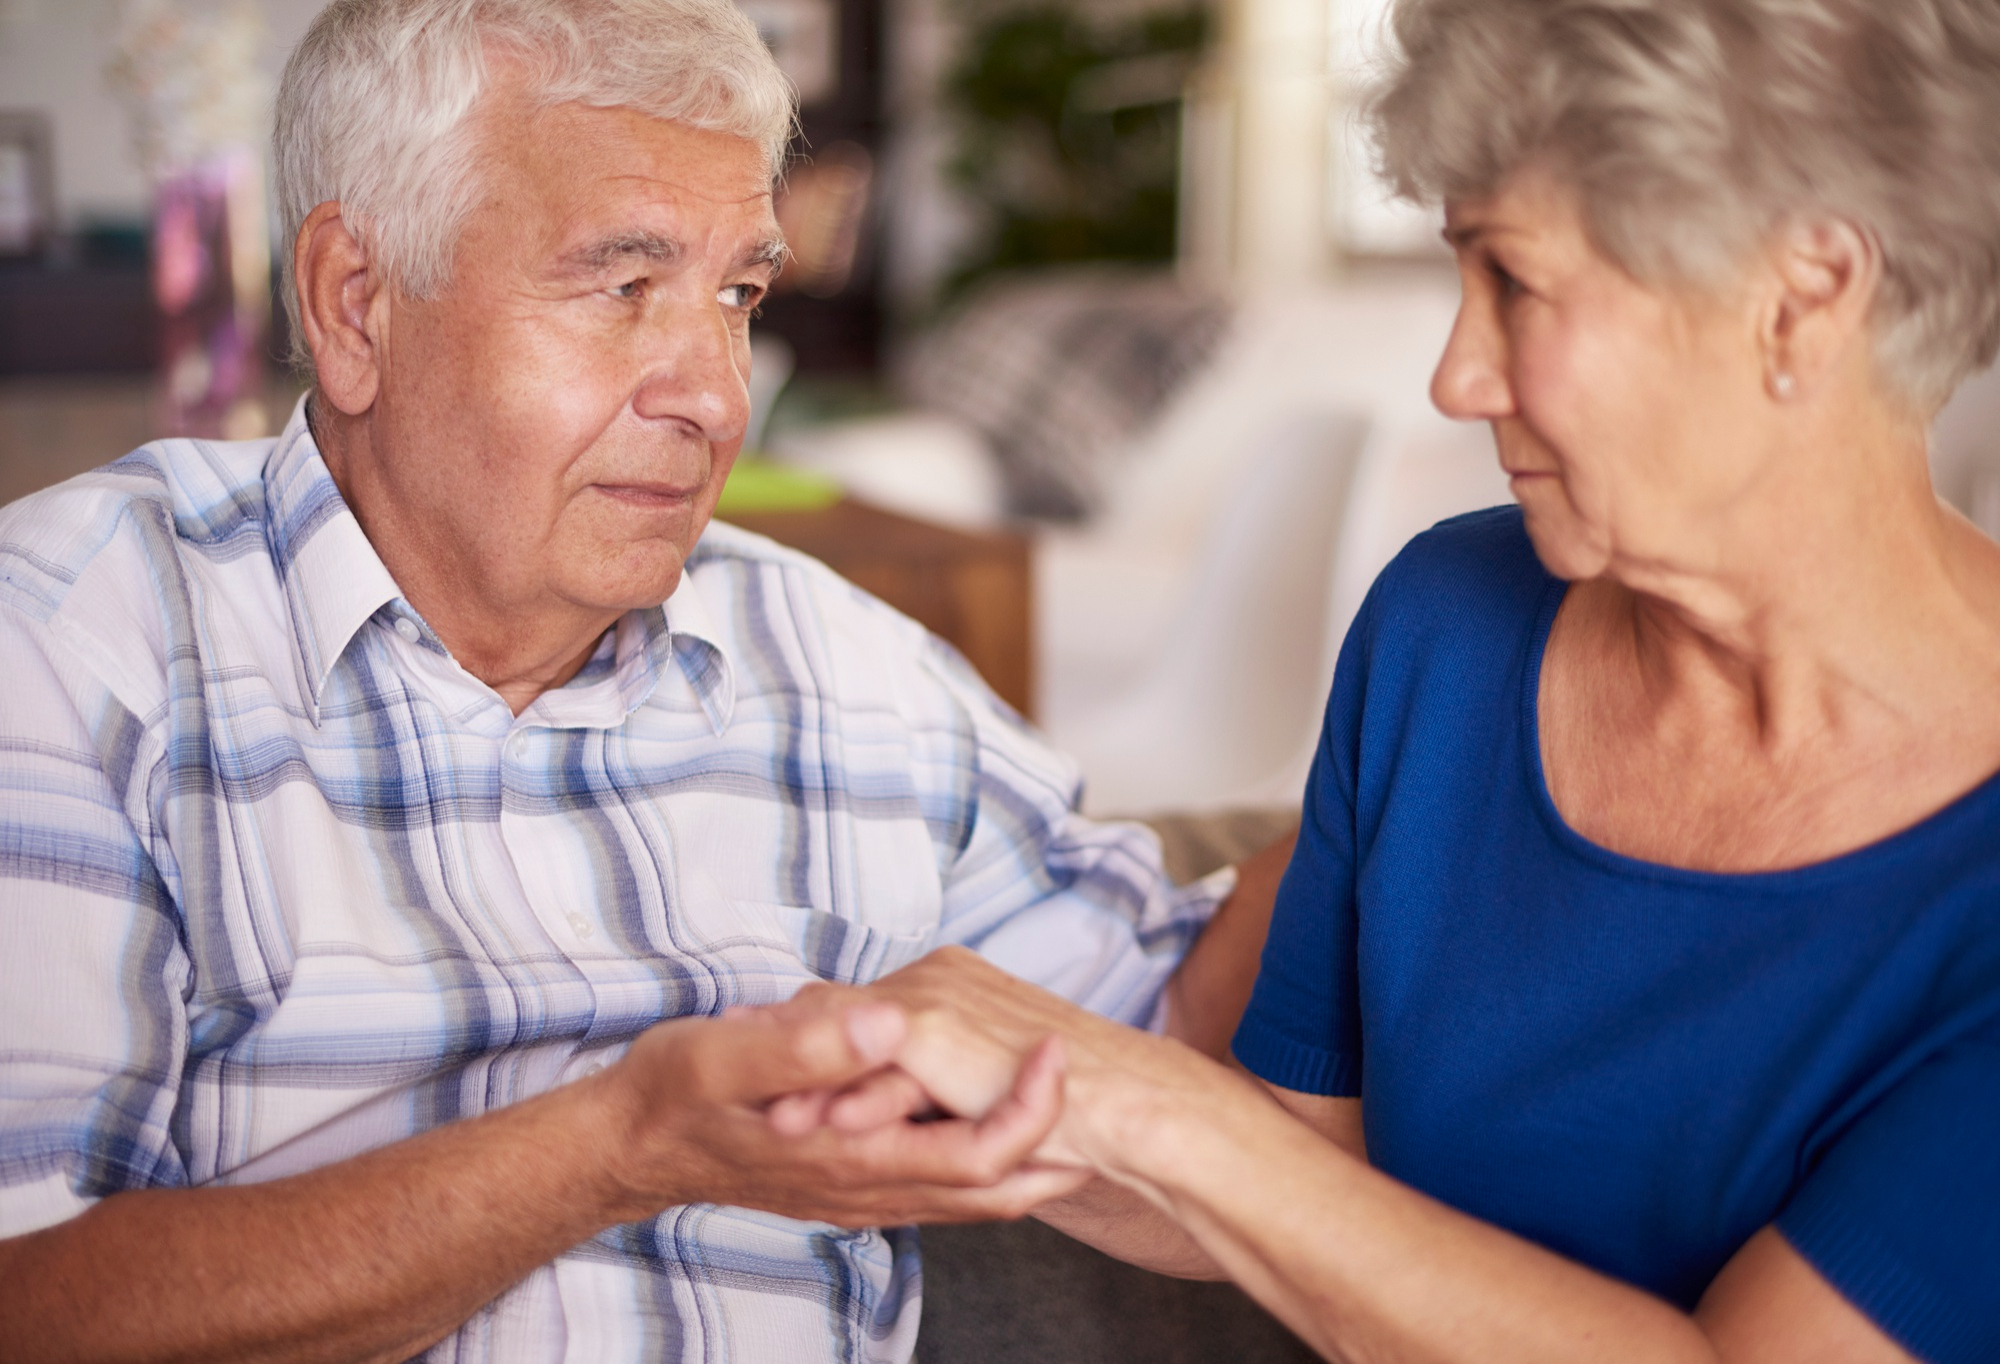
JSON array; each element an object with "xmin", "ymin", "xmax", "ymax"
[{"xmin": 845, "ymin": 1005, "xmax": 904, "ymax": 1061}]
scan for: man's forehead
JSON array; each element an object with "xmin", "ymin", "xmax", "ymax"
[
  {"xmin": 477, "ymin": 97, "xmax": 770, "ymax": 215},
  {"xmin": 492, "ymin": 111, "xmax": 779, "ymax": 259},
  {"xmin": 545, "ymin": 176, "xmax": 780, "ymax": 268}
]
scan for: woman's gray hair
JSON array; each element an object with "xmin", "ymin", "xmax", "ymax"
[
  {"xmin": 1370, "ymin": 0, "xmax": 2000, "ymax": 412},
  {"xmin": 273, "ymin": 0, "xmax": 795, "ymax": 368}
]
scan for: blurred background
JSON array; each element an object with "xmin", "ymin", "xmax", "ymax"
[{"xmin": 3, "ymin": 0, "xmax": 1998, "ymax": 819}]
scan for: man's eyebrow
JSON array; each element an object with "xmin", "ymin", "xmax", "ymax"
[
  {"xmin": 739, "ymin": 237, "xmax": 790, "ymax": 274},
  {"xmin": 559, "ymin": 230, "xmax": 682, "ymax": 274}
]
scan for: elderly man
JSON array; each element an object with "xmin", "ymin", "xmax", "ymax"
[{"xmin": 0, "ymin": 0, "xmax": 1286, "ymax": 1360}]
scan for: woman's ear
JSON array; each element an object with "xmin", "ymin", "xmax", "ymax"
[
  {"xmin": 1758, "ymin": 218, "xmax": 1882, "ymax": 401},
  {"xmin": 294, "ymin": 202, "xmax": 387, "ymax": 417}
]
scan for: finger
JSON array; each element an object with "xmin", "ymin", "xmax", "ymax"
[
  {"xmin": 808, "ymin": 1164, "xmax": 1096, "ymax": 1229},
  {"xmin": 924, "ymin": 1163, "xmax": 1095, "ymax": 1221},
  {"xmin": 825, "ymin": 1068, "xmax": 935, "ymax": 1132},
  {"xmin": 840, "ymin": 1035, "xmax": 1073, "ymax": 1191},
  {"xmin": 766, "ymin": 1088, "xmax": 835, "ymax": 1137},
  {"xmin": 896, "ymin": 1006, "xmax": 1027, "ymax": 1119},
  {"xmin": 702, "ymin": 1003, "xmax": 908, "ymax": 1104},
  {"xmin": 968, "ymin": 1035, "xmax": 1073, "ymax": 1167}
]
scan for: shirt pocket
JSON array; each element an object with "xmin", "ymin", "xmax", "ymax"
[{"xmin": 761, "ymin": 903, "xmax": 935, "ymax": 985}]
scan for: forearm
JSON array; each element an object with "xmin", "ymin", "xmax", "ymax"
[
  {"xmin": 1105, "ymin": 1094, "xmax": 1717, "ymax": 1364},
  {"xmin": 1162, "ymin": 829, "xmax": 1296, "ymax": 1058},
  {"xmin": 0, "ymin": 1072, "xmax": 636, "ymax": 1364},
  {"xmin": 1031, "ymin": 1178, "xmax": 1226, "ymax": 1280}
]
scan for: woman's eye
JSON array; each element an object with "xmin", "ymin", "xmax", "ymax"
[
  {"xmin": 718, "ymin": 283, "xmax": 762, "ymax": 310},
  {"xmin": 1490, "ymin": 262, "xmax": 1524, "ymax": 299}
]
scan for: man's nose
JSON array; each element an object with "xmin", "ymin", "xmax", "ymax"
[
  {"xmin": 632, "ymin": 303, "xmax": 751, "ymax": 445},
  {"xmin": 1430, "ymin": 302, "xmax": 1513, "ymax": 422}
]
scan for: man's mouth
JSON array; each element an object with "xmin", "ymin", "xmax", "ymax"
[{"xmin": 593, "ymin": 480, "xmax": 703, "ymax": 507}]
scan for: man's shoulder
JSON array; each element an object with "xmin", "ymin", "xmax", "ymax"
[
  {"xmin": 0, "ymin": 438, "xmax": 282, "ymax": 725},
  {"xmin": 0, "ymin": 436, "xmax": 278, "ymax": 627},
  {"xmin": 689, "ymin": 518, "xmax": 934, "ymax": 646},
  {"xmin": 685, "ymin": 518, "xmax": 992, "ymax": 724},
  {"xmin": 691, "ymin": 517, "xmax": 839, "ymax": 576}
]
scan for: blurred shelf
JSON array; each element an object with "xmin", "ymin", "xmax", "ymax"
[{"xmin": 0, "ymin": 261, "xmax": 157, "ymax": 375}]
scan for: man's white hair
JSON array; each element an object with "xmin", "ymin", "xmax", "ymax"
[{"xmin": 274, "ymin": 0, "xmax": 795, "ymax": 367}]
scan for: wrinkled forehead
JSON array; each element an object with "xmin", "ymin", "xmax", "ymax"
[{"xmin": 464, "ymin": 96, "xmax": 781, "ymax": 261}]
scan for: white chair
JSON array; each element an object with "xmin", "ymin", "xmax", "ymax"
[
  {"xmin": 1046, "ymin": 407, "xmax": 1372, "ymax": 815},
  {"xmin": 1048, "ymin": 404, "xmax": 1510, "ymax": 816},
  {"xmin": 1039, "ymin": 278, "xmax": 1515, "ymax": 815}
]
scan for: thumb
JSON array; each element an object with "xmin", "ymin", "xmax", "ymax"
[{"xmin": 706, "ymin": 1001, "xmax": 908, "ymax": 1105}]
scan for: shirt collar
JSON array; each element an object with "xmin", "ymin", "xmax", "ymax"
[
  {"xmin": 263, "ymin": 394, "xmax": 737, "ymax": 733},
  {"xmin": 660, "ymin": 565, "xmax": 735, "ymax": 734},
  {"xmin": 263, "ymin": 396, "xmax": 400, "ymax": 726}
]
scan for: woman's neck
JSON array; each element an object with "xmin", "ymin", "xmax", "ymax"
[
  {"xmin": 1601, "ymin": 408, "xmax": 2000, "ymax": 752},
  {"xmin": 1541, "ymin": 416, "xmax": 2000, "ymax": 872}
]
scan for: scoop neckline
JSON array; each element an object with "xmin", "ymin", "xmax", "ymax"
[{"xmin": 1518, "ymin": 574, "xmax": 2000, "ymax": 891}]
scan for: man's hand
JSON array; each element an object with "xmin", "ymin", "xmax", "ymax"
[
  {"xmin": 772, "ymin": 952, "xmax": 1276, "ymax": 1171},
  {"xmin": 0, "ymin": 995, "xmax": 1085, "ymax": 1364},
  {"xmin": 597, "ymin": 995, "xmax": 1089, "ymax": 1227},
  {"xmin": 773, "ymin": 951, "xmax": 1268, "ymax": 1279}
]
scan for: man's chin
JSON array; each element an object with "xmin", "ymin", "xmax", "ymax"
[{"xmin": 563, "ymin": 546, "xmax": 693, "ymax": 614}]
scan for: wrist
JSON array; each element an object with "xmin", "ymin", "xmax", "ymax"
[
  {"xmin": 1066, "ymin": 1059, "xmax": 1231, "ymax": 1189},
  {"xmin": 563, "ymin": 1062, "xmax": 691, "ymax": 1226}
]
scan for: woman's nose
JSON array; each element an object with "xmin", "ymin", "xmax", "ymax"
[{"xmin": 1430, "ymin": 302, "xmax": 1514, "ymax": 422}]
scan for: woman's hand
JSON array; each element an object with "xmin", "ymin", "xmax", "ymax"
[
  {"xmin": 856, "ymin": 947, "xmax": 1283, "ymax": 1181},
  {"xmin": 772, "ymin": 950, "xmax": 1266, "ymax": 1278}
]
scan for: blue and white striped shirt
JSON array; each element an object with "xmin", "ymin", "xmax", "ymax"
[{"xmin": 0, "ymin": 401, "xmax": 1225, "ymax": 1363}]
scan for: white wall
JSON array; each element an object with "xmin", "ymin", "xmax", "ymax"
[{"xmin": 0, "ymin": 0, "xmax": 322, "ymax": 225}]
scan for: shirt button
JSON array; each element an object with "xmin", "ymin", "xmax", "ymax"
[
  {"xmin": 393, "ymin": 617, "xmax": 420, "ymax": 644},
  {"xmin": 568, "ymin": 912, "xmax": 594, "ymax": 939},
  {"xmin": 506, "ymin": 732, "xmax": 528, "ymax": 760}
]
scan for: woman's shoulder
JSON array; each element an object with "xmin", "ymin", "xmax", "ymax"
[
  {"xmin": 1383, "ymin": 503, "xmax": 1548, "ymax": 595},
  {"xmin": 1353, "ymin": 504, "xmax": 1556, "ymax": 659}
]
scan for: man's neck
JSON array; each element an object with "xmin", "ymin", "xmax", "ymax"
[{"xmin": 308, "ymin": 397, "xmax": 621, "ymax": 716}]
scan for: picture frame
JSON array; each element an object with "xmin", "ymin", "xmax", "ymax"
[{"xmin": 0, "ymin": 111, "xmax": 55, "ymax": 259}]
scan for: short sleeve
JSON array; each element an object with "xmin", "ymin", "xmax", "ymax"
[
  {"xmin": 1229, "ymin": 587, "xmax": 1376, "ymax": 1097},
  {"xmin": 1777, "ymin": 1022, "xmax": 2000, "ymax": 1364},
  {"xmin": 0, "ymin": 607, "xmax": 191, "ymax": 1235}
]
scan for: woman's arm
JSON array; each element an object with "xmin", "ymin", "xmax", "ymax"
[
  {"xmin": 1105, "ymin": 1072, "xmax": 1913, "ymax": 1364},
  {"xmin": 1027, "ymin": 1069, "xmax": 1365, "ymax": 1280},
  {"xmin": 1158, "ymin": 829, "xmax": 1298, "ymax": 1059},
  {"xmin": 882, "ymin": 951, "xmax": 1916, "ymax": 1364}
]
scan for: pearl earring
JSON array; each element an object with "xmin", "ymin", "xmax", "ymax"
[{"xmin": 1771, "ymin": 370, "xmax": 1796, "ymax": 399}]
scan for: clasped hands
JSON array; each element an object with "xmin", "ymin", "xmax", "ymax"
[{"xmin": 597, "ymin": 946, "xmax": 1232, "ymax": 1232}]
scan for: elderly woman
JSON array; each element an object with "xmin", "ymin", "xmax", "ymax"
[{"xmin": 810, "ymin": 0, "xmax": 2000, "ymax": 1360}]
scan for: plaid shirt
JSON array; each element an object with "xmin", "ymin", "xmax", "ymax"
[{"xmin": 0, "ymin": 402, "xmax": 1225, "ymax": 1364}]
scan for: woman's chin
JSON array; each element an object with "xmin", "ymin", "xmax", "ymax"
[{"xmin": 1519, "ymin": 507, "xmax": 1611, "ymax": 584}]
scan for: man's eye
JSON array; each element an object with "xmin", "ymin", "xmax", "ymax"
[
  {"xmin": 610, "ymin": 279, "xmax": 645, "ymax": 300},
  {"xmin": 718, "ymin": 283, "xmax": 762, "ymax": 310}
]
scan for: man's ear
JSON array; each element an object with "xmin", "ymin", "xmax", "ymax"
[
  {"xmin": 295, "ymin": 202, "xmax": 388, "ymax": 417},
  {"xmin": 1757, "ymin": 217, "xmax": 1882, "ymax": 401}
]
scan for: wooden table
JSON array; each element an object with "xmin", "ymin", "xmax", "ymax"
[{"xmin": 722, "ymin": 499, "xmax": 1035, "ymax": 719}]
